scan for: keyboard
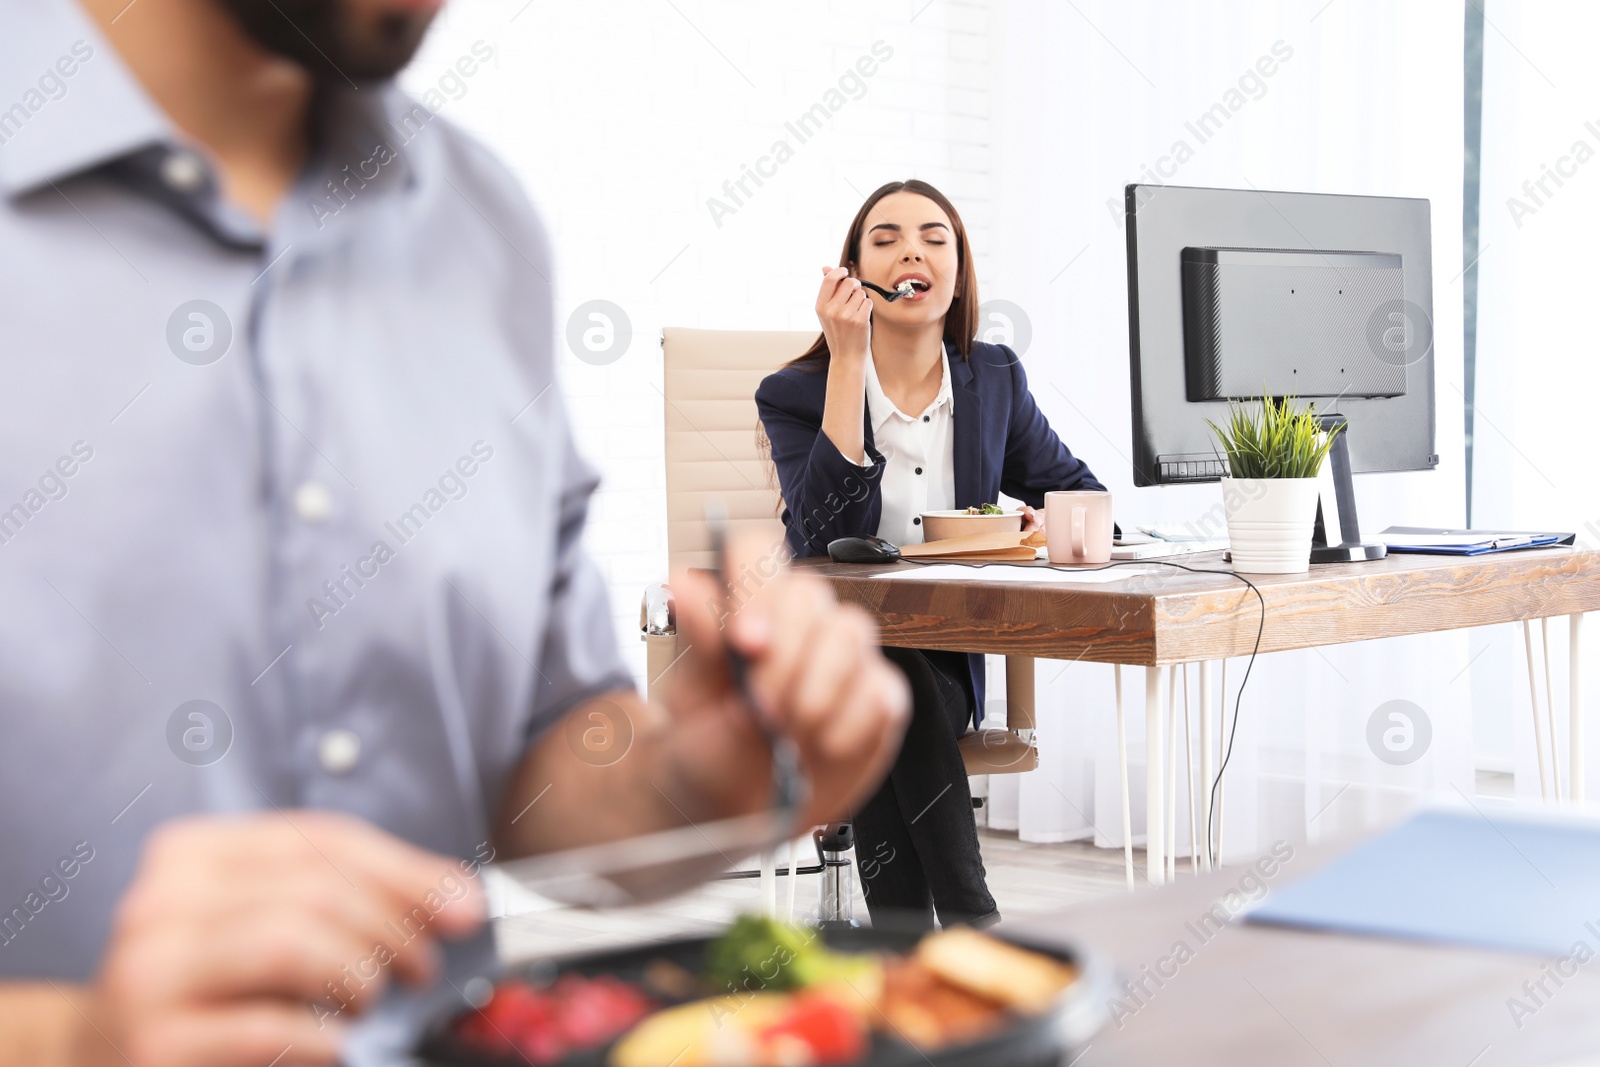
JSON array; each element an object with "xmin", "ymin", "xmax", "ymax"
[
  {"xmin": 1137, "ymin": 522, "xmax": 1229, "ymax": 543},
  {"xmin": 1111, "ymin": 538, "xmax": 1227, "ymax": 560}
]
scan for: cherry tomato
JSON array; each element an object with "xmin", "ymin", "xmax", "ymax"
[{"xmin": 757, "ymin": 993, "xmax": 867, "ymax": 1063}]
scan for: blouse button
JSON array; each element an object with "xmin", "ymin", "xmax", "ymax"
[
  {"xmin": 913, "ymin": 517, "xmax": 921, "ymax": 525},
  {"xmin": 915, "ymin": 467, "xmax": 923, "ymax": 475},
  {"xmin": 922, "ymin": 415, "xmax": 930, "ymax": 422}
]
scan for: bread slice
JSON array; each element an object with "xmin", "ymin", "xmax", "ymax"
[{"xmin": 914, "ymin": 928, "xmax": 1076, "ymax": 1013}]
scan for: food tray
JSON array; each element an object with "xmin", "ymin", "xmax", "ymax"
[{"xmin": 417, "ymin": 924, "xmax": 1111, "ymax": 1067}]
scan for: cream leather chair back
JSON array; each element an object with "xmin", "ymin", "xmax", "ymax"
[{"xmin": 661, "ymin": 326, "xmax": 815, "ymax": 572}]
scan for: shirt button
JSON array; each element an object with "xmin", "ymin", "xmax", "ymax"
[
  {"xmin": 913, "ymin": 517, "xmax": 921, "ymax": 525},
  {"xmin": 160, "ymin": 150, "xmax": 207, "ymax": 193},
  {"xmin": 915, "ymin": 467, "xmax": 923, "ymax": 475},
  {"xmin": 923, "ymin": 415, "xmax": 931, "ymax": 423},
  {"xmin": 294, "ymin": 481, "xmax": 333, "ymax": 523},
  {"xmin": 318, "ymin": 729, "xmax": 362, "ymax": 774}
]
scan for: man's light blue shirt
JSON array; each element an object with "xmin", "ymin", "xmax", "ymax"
[{"xmin": 0, "ymin": 3, "xmax": 634, "ymax": 1061}]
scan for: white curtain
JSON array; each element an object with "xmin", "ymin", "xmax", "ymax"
[
  {"xmin": 981, "ymin": 0, "xmax": 1474, "ymax": 862},
  {"xmin": 1472, "ymin": 1, "xmax": 1600, "ymax": 803}
]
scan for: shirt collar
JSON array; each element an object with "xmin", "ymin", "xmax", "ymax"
[
  {"xmin": 0, "ymin": 1, "xmax": 172, "ymax": 199},
  {"xmin": 283, "ymin": 81, "xmax": 420, "ymax": 242},
  {"xmin": 309, "ymin": 81, "xmax": 423, "ymax": 191},
  {"xmin": 864, "ymin": 342, "xmax": 955, "ymax": 434}
]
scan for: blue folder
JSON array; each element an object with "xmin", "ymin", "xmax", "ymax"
[
  {"xmin": 1380, "ymin": 526, "xmax": 1572, "ymax": 556},
  {"xmin": 1245, "ymin": 808, "xmax": 1600, "ymax": 957}
]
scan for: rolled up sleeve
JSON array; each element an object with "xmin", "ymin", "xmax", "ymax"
[{"xmin": 526, "ymin": 429, "xmax": 637, "ymax": 740}]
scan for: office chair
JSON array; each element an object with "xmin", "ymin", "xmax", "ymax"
[{"xmin": 641, "ymin": 326, "xmax": 1039, "ymax": 924}]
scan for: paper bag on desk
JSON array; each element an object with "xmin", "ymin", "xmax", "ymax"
[{"xmin": 899, "ymin": 529, "xmax": 1046, "ymax": 563}]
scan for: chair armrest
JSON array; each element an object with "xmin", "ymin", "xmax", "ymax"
[
  {"xmin": 641, "ymin": 583, "xmax": 681, "ymax": 705},
  {"xmin": 959, "ymin": 729, "xmax": 1039, "ymax": 774},
  {"xmin": 640, "ymin": 583, "xmax": 675, "ymax": 637}
]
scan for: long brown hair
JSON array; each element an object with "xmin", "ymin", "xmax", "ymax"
[{"xmin": 785, "ymin": 179, "xmax": 979, "ymax": 370}]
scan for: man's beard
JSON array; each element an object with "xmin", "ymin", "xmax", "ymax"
[{"xmin": 215, "ymin": 0, "xmax": 434, "ymax": 83}]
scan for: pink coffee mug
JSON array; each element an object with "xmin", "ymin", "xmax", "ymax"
[{"xmin": 1046, "ymin": 491, "xmax": 1114, "ymax": 564}]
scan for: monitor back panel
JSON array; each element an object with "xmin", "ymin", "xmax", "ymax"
[{"xmin": 1126, "ymin": 184, "xmax": 1437, "ymax": 486}]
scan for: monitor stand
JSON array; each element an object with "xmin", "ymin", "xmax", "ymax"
[{"xmin": 1310, "ymin": 414, "xmax": 1387, "ymax": 564}]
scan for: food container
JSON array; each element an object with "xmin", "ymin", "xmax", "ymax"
[
  {"xmin": 919, "ymin": 509, "xmax": 1024, "ymax": 543},
  {"xmin": 418, "ymin": 925, "xmax": 1111, "ymax": 1067}
]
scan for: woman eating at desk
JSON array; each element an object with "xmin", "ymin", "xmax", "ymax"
[{"xmin": 755, "ymin": 179, "xmax": 1106, "ymax": 928}]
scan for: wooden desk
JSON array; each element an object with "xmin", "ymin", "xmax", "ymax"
[
  {"xmin": 1017, "ymin": 834, "xmax": 1600, "ymax": 1065},
  {"xmin": 804, "ymin": 547, "xmax": 1600, "ymax": 885}
]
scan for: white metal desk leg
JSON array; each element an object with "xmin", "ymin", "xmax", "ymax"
[
  {"xmin": 1167, "ymin": 665, "xmax": 1179, "ymax": 883},
  {"xmin": 1573, "ymin": 613, "xmax": 1586, "ymax": 805},
  {"xmin": 1525, "ymin": 621, "xmax": 1551, "ymax": 801},
  {"xmin": 1199, "ymin": 661, "xmax": 1214, "ymax": 871},
  {"xmin": 1545, "ymin": 618, "xmax": 1562, "ymax": 800},
  {"xmin": 1217, "ymin": 659, "xmax": 1228, "ymax": 866},
  {"xmin": 760, "ymin": 850, "xmax": 776, "ymax": 917},
  {"xmin": 1146, "ymin": 667, "xmax": 1166, "ymax": 886},
  {"xmin": 1115, "ymin": 665, "xmax": 1134, "ymax": 889},
  {"xmin": 1183, "ymin": 664, "xmax": 1197, "ymax": 876}
]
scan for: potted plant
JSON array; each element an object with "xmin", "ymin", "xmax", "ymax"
[{"xmin": 1208, "ymin": 396, "xmax": 1342, "ymax": 574}]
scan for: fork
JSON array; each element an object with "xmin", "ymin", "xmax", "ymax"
[
  {"xmin": 860, "ymin": 279, "xmax": 917, "ymax": 302},
  {"xmin": 707, "ymin": 507, "xmax": 809, "ymax": 818}
]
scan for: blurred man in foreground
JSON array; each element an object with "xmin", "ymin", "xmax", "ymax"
[{"xmin": 0, "ymin": 2, "xmax": 910, "ymax": 1064}]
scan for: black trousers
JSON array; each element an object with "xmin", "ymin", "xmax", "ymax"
[{"xmin": 853, "ymin": 646, "xmax": 998, "ymax": 929}]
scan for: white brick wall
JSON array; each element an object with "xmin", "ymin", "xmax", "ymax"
[{"xmin": 407, "ymin": 1, "xmax": 997, "ymax": 684}]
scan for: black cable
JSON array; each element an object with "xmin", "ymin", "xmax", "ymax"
[{"xmin": 897, "ymin": 554, "xmax": 1266, "ymax": 869}]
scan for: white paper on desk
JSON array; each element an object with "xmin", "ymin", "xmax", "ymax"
[{"xmin": 877, "ymin": 564, "xmax": 1158, "ymax": 584}]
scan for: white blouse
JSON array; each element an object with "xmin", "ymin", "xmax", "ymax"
[{"xmin": 859, "ymin": 345, "xmax": 957, "ymax": 546}]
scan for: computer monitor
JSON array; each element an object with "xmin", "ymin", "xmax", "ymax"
[{"xmin": 1125, "ymin": 183, "xmax": 1438, "ymax": 560}]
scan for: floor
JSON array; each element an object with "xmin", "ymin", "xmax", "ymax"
[
  {"xmin": 494, "ymin": 770, "xmax": 1520, "ymax": 964},
  {"xmin": 494, "ymin": 826, "xmax": 1133, "ymax": 965}
]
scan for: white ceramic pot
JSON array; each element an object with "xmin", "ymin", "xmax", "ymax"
[{"xmin": 1220, "ymin": 477, "xmax": 1320, "ymax": 574}]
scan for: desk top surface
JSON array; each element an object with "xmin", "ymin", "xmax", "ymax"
[
  {"xmin": 802, "ymin": 546, "xmax": 1600, "ymax": 664},
  {"xmin": 1017, "ymin": 837, "xmax": 1600, "ymax": 1066}
]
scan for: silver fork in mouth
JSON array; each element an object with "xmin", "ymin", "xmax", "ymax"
[{"xmin": 860, "ymin": 279, "xmax": 918, "ymax": 302}]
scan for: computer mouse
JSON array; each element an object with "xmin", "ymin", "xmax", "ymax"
[{"xmin": 827, "ymin": 535, "xmax": 902, "ymax": 564}]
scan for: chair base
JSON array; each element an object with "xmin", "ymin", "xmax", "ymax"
[{"xmin": 712, "ymin": 823, "xmax": 856, "ymax": 926}]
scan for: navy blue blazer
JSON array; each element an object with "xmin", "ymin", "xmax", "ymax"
[{"xmin": 755, "ymin": 340, "xmax": 1106, "ymax": 720}]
